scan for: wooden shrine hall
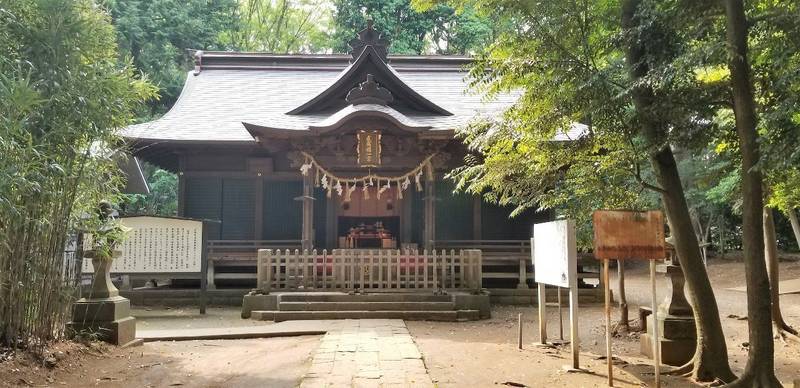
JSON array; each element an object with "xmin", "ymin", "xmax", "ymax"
[{"xmin": 123, "ymin": 23, "xmax": 596, "ymax": 295}]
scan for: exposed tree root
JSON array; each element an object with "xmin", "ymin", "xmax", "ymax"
[
  {"xmin": 664, "ymin": 356, "xmax": 737, "ymax": 384},
  {"xmin": 667, "ymin": 360, "xmax": 694, "ymax": 376},
  {"xmin": 723, "ymin": 371, "xmax": 783, "ymax": 388},
  {"xmin": 775, "ymin": 327, "xmax": 800, "ymax": 344}
]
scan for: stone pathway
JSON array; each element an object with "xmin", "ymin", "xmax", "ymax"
[{"xmin": 300, "ymin": 319, "xmax": 434, "ymax": 388}]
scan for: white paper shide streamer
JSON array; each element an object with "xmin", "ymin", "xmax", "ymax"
[{"xmin": 299, "ymin": 151, "xmax": 434, "ymax": 201}]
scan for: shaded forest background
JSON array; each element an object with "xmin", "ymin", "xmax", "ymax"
[{"xmin": 114, "ymin": 0, "xmax": 800, "ymax": 254}]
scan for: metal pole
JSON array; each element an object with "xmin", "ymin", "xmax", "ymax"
[
  {"xmin": 650, "ymin": 260, "xmax": 661, "ymax": 388},
  {"xmin": 518, "ymin": 313, "xmax": 523, "ymax": 349},
  {"xmin": 604, "ymin": 259, "xmax": 612, "ymax": 387}
]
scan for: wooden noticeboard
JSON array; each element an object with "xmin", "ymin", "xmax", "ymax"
[
  {"xmin": 592, "ymin": 209, "xmax": 666, "ymax": 387},
  {"xmin": 592, "ymin": 210, "xmax": 665, "ymax": 260}
]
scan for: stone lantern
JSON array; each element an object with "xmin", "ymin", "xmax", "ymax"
[
  {"xmin": 68, "ymin": 201, "xmax": 138, "ymax": 346},
  {"xmin": 640, "ymin": 237, "xmax": 697, "ymax": 366}
]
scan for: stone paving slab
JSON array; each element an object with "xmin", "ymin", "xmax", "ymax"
[{"xmin": 300, "ymin": 319, "xmax": 435, "ymax": 388}]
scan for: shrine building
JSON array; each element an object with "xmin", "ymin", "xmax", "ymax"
[{"xmin": 123, "ymin": 24, "xmax": 563, "ymax": 290}]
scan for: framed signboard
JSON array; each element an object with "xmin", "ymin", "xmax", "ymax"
[
  {"xmin": 533, "ymin": 219, "xmax": 577, "ymax": 288},
  {"xmin": 592, "ymin": 210, "xmax": 665, "ymax": 260},
  {"xmin": 82, "ymin": 216, "xmax": 203, "ymax": 274},
  {"xmin": 357, "ymin": 130, "xmax": 381, "ymax": 167}
]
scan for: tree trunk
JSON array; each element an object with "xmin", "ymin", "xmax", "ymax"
[
  {"xmin": 788, "ymin": 209, "xmax": 800, "ymax": 250},
  {"xmin": 764, "ymin": 207, "xmax": 798, "ymax": 336},
  {"xmin": 723, "ymin": 0, "xmax": 780, "ymax": 386},
  {"xmin": 621, "ymin": 0, "xmax": 735, "ymax": 382},
  {"xmin": 618, "ymin": 261, "xmax": 629, "ymax": 332},
  {"xmin": 720, "ymin": 215, "xmax": 727, "ymax": 258}
]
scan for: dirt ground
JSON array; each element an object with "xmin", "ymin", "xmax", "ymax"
[
  {"xmin": 2, "ymin": 257, "xmax": 799, "ymax": 388},
  {"xmin": 0, "ymin": 336, "xmax": 320, "ymax": 387},
  {"xmin": 408, "ymin": 257, "xmax": 800, "ymax": 387}
]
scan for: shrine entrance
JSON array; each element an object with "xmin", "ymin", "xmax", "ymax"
[{"xmin": 337, "ymin": 187, "xmax": 400, "ymax": 249}]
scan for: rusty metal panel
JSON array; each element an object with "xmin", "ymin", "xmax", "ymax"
[{"xmin": 593, "ymin": 210, "xmax": 666, "ymax": 260}]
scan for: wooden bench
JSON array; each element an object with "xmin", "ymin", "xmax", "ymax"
[{"xmin": 207, "ymin": 240, "xmax": 302, "ymax": 288}]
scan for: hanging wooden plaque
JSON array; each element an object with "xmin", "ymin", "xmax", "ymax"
[
  {"xmin": 357, "ymin": 130, "xmax": 381, "ymax": 167},
  {"xmin": 593, "ymin": 210, "xmax": 666, "ymax": 260}
]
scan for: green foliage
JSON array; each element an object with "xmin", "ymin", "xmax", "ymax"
[
  {"xmin": 222, "ymin": 0, "xmax": 332, "ymax": 53},
  {"xmin": 105, "ymin": 0, "xmax": 237, "ymax": 117},
  {"xmin": 332, "ymin": 0, "xmax": 498, "ymax": 55},
  {"xmin": 86, "ymin": 217, "xmax": 131, "ymax": 261},
  {"xmin": 0, "ymin": 0, "xmax": 154, "ymax": 349},
  {"xmin": 121, "ymin": 165, "xmax": 178, "ymax": 216}
]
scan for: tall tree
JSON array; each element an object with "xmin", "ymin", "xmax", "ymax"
[
  {"xmin": 430, "ymin": 0, "xmax": 736, "ymax": 382},
  {"xmin": 722, "ymin": 0, "xmax": 781, "ymax": 385},
  {"xmin": 223, "ymin": 0, "xmax": 332, "ymax": 53},
  {"xmin": 106, "ymin": 0, "xmax": 237, "ymax": 117},
  {"xmin": 333, "ymin": 0, "xmax": 496, "ymax": 55}
]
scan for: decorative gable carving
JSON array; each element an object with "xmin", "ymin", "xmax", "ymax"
[
  {"xmin": 349, "ymin": 20, "xmax": 389, "ymax": 62},
  {"xmin": 346, "ymin": 74, "xmax": 393, "ymax": 105},
  {"xmin": 287, "ymin": 24, "xmax": 452, "ymax": 116}
]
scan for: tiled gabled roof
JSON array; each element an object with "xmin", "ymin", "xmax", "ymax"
[{"xmin": 121, "ymin": 52, "xmax": 519, "ymax": 143}]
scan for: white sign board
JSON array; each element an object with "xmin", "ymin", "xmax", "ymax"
[
  {"xmin": 533, "ymin": 219, "xmax": 577, "ymax": 288},
  {"xmin": 83, "ymin": 216, "xmax": 203, "ymax": 274}
]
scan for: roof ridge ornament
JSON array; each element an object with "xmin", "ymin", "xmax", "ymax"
[
  {"xmin": 348, "ymin": 20, "xmax": 389, "ymax": 62},
  {"xmin": 346, "ymin": 74, "xmax": 393, "ymax": 105}
]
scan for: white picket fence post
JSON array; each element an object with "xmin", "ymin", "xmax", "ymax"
[{"xmin": 255, "ymin": 248, "xmax": 483, "ymax": 292}]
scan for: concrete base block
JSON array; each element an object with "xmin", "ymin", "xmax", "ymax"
[
  {"xmin": 640, "ymin": 312, "xmax": 696, "ymax": 366},
  {"xmin": 488, "ymin": 288, "xmax": 607, "ymax": 305},
  {"xmin": 68, "ymin": 297, "xmax": 136, "ymax": 346},
  {"xmin": 640, "ymin": 332, "xmax": 695, "ymax": 367},
  {"xmin": 453, "ymin": 292, "xmax": 491, "ymax": 319},
  {"xmin": 241, "ymin": 293, "xmax": 278, "ymax": 318}
]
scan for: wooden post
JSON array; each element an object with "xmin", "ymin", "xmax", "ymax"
[
  {"xmin": 199, "ymin": 220, "xmax": 210, "ymax": 315},
  {"xmin": 254, "ymin": 175, "xmax": 264, "ymax": 239},
  {"xmin": 569, "ymin": 279, "xmax": 579, "ymax": 370},
  {"xmin": 557, "ymin": 288, "xmax": 564, "ymax": 340},
  {"xmin": 423, "ymin": 174, "xmax": 436, "ymax": 250},
  {"xmin": 518, "ymin": 313, "xmax": 523, "ymax": 349},
  {"xmin": 299, "ymin": 173, "xmax": 315, "ymax": 250},
  {"xmin": 538, "ymin": 282, "xmax": 547, "ymax": 344},
  {"xmin": 604, "ymin": 259, "xmax": 612, "ymax": 387},
  {"xmin": 518, "ymin": 257, "xmax": 529, "ymax": 289},
  {"xmin": 177, "ymin": 155, "xmax": 186, "ymax": 217},
  {"xmin": 650, "ymin": 260, "xmax": 661, "ymax": 388},
  {"xmin": 618, "ymin": 261, "xmax": 628, "ymax": 332}
]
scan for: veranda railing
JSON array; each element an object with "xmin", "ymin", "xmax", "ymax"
[{"xmin": 257, "ymin": 249, "xmax": 482, "ymax": 292}]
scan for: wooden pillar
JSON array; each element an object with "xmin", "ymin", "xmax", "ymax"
[
  {"xmin": 299, "ymin": 173, "xmax": 315, "ymax": 250},
  {"xmin": 423, "ymin": 174, "xmax": 436, "ymax": 250},
  {"xmin": 473, "ymin": 196, "xmax": 482, "ymax": 240},
  {"xmin": 254, "ymin": 174, "xmax": 264, "ymax": 239},
  {"xmin": 326, "ymin": 195, "xmax": 337, "ymax": 249},
  {"xmin": 400, "ymin": 194, "xmax": 412, "ymax": 245},
  {"xmin": 177, "ymin": 155, "xmax": 186, "ymax": 216}
]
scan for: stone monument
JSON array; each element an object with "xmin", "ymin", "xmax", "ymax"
[
  {"xmin": 68, "ymin": 202, "xmax": 138, "ymax": 346},
  {"xmin": 640, "ymin": 241, "xmax": 696, "ymax": 366}
]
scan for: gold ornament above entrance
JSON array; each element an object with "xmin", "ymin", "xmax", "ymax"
[{"xmin": 357, "ymin": 130, "xmax": 381, "ymax": 167}]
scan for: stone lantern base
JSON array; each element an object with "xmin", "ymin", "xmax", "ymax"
[
  {"xmin": 68, "ymin": 296, "xmax": 138, "ymax": 346},
  {"xmin": 640, "ymin": 311, "xmax": 696, "ymax": 366}
]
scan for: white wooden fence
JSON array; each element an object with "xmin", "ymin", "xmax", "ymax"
[{"xmin": 257, "ymin": 249, "xmax": 482, "ymax": 292}]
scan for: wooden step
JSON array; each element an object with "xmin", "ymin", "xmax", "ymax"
[
  {"xmin": 278, "ymin": 301, "xmax": 455, "ymax": 311},
  {"xmin": 278, "ymin": 293, "xmax": 452, "ymax": 303},
  {"xmin": 251, "ymin": 310, "xmax": 480, "ymax": 322}
]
